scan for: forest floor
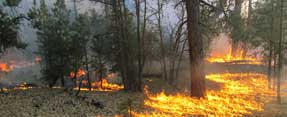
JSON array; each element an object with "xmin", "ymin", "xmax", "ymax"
[{"xmin": 0, "ymin": 64, "xmax": 287, "ymax": 116}]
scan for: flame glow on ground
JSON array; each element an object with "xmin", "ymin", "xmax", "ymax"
[{"xmin": 132, "ymin": 73, "xmax": 275, "ymax": 116}]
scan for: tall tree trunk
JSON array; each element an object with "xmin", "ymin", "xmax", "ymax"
[
  {"xmin": 242, "ymin": 0, "xmax": 253, "ymax": 58},
  {"xmin": 273, "ymin": 53, "xmax": 277, "ymax": 91},
  {"xmin": 185, "ymin": 0, "xmax": 206, "ymax": 98},
  {"xmin": 277, "ymin": 0, "xmax": 283, "ymax": 104},
  {"xmin": 268, "ymin": 0, "xmax": 275, "ymax": 90},
  {"xmin": 84, "ymin": 49, "xmax": 92, "ymax": 91},
  {"xmin": 157, "ymin": 0, "xmax": 168, "ymax": 81},
  {"xmin": 267, "ymin": 45, "xmax": 273, "ymax": 89},
  {"xmin": 141, "ymin": 0, "xmax": 147, "ymax": 70},
  {"xmin": 135, "ymin": 0, "xmax": 142, "ymax": 91},
  {"xmin": 115, "ymin": 0, "xmax": 141, "ymax": 92},
  {"xmin": 230, "ymin": 0, "xmax": 243, "ymax": 57},
  {"xmin": 99, "ymin": 57, "xmax": 103, "ymax": 89}
]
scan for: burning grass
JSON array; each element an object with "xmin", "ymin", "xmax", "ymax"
[
  {"xmin": 74, "ymin": 79, "xmax": 124, "ymax": 92},
  {"xmin": 132, "ymin": 73, "xmax": 275, "ymax": 116}
]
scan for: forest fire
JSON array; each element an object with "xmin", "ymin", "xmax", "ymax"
[
  {"xmin": 91, "ymin": 79, "xmax": 123, "ymax": 91},
  {"xmin": 206, "ymin": 34, "xmax": 263, "ymax": 65},
  {"xmin": 75, "ymin": 79, "xmax": 124, "ymax": 92},
  {"xmin": 132, "ymin": 73, "xmax": 275, "ymax": 116},
  {"xmin": 69, "ymin": 69, "xmax": 86, "ymax": 78},
  {"xmin": 72, "ymin": 72, "xmax": 123, "ymax": 91},
  {"xmin": 206, "ymin": 48, "xmax": 262, "ymax": 65},
  {"xmin": 0, "ymin": 63, "xmax": 14, "ymax": 72}
]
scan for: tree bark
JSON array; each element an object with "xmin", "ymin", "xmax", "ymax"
[
  {"xmin": 113, "ymin": 0, "xmax": 141, "ymax": 92},
  {"xmin": 277, "ymin": 0, "xmax": 283, "ymax": 104},
  {"xmin": 135, "ymin": 0, "xmax": 142, "ymax": 91},
  {"xmin": 157, "ymin": 0, "xmax": 168, "ymax": 81},
  {"xmin": 273, "ymin": 53, "xmax": 277, "ymax": 91},
  {"xmin": 84, "ymin": 49, "xmax": 92, "ymax": 91},
  {"xmin": 185, "ymin": 0, "xmax": 206, "ymax": 98},
  {"xmin": 267, "ymin": 45, "xmax": 272, "ymax": 89}
]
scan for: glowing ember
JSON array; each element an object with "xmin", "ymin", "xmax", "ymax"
[
  {"xmin": 132, "ymin": 73, "xmax": 275, "ymax": 116},
  {"xmin": 0, "ymin": 63, "xmax": 14, "ymax": 72},
  {"xmin": 70, "ymin": 69, "xmax": 86, "ymax": 78}
]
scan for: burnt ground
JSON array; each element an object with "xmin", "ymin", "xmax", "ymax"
[{"xmin": 0, "ymin": 63, "xmax": 287, "ymax": 116}]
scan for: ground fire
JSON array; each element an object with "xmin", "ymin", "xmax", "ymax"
[
  {"xmin": 1, "ymin": 0, "xmax": 287, "ymax": 116},
  {"xmin": 70, "ymin": 70, "xmax": 123, "ymax": 91},
  {"xmin": 130, "ymin": 73, "xmax": 275, "ymax": 116}
]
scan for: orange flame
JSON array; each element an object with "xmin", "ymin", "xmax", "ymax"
[
  {"xmin": 70, "ymin": 69, "xmax": 86, "ymax": 78},
  {"xmin": 207, "ymin": 47, "xmax": 262, "ymax": 65},
  {"xmin": 91, "ymin": 79, "xmax": 123, "ymax": 91},
  {"xmin": 0, "ymin": 63, "xmax": 14, "ymax": 72},
  {"xmin": 131, "ymin": 73, "xmax": 275, "ymax": 116},
  {"xmin": 74, "ymin": 73, "xmax": 123, "ymax": 92}
]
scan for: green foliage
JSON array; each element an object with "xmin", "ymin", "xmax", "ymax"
[
  {"xmin": 230, "ymin": 10, "xmax": 245, "ymax": 43},
  {"xmin": 252, "ymin": 0, "xmax": 280, "ymax": 51},
  {"xmin": 69, "ymin": 14, "xmax": 91, "ymax": 75},
  {"xmin": 0, "ymin": 6, "xmax": 26, "ymax": 55},
  {"xmin": 4, "ymin": 0, "xmax": 21, "ymax": 7},
  {"xmin": 29, "ymin": 0, "xmax": 91, "ymax": 87}
]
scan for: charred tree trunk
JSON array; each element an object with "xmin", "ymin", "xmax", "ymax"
[
  {"xmin": 84, "ymin": 49, "xmax": 92, "ymax": 91},
  {"xmin": 141, "ymin": 0, "xmax": 147, "ymax": 71},
  {"xmin": 267, "ymin": 45, "xmax": 273, "ymax": 89},
  {"xmin": 185, "ymin": 0, "xmax": 206, "ymax": 98}
]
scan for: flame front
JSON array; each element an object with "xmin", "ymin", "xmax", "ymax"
[
  {"xmin": 206, "ymin": 48, "xmax": 261, "ymax": 65},
  {"xmin": 132, "ymin": 73, "xmax": 275, "ymax": 116}
]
